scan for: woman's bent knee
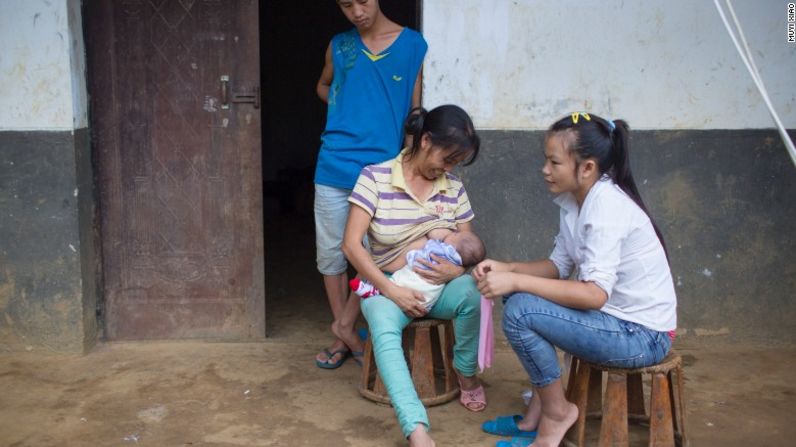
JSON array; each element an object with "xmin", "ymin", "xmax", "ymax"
[
  {"xmin": 448, "ymin": 275, "xmax": 480, "ymax": 308},
  {"xmin": 502, "ymin": 293, "xmax": 542, "ymax": 329}
]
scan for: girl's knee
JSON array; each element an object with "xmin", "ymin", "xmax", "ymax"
[{"xmin": 502, "ymin": 293, "xmax": 544, "ymax": 330}]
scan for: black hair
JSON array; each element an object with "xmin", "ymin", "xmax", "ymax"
[
  {"xmin": 548, "ymin": 113, "xmax": 668, "ymax": 254},
  {"xmin": 403, "ymin": 105, "xmax": 480, "ymax": 166},
  {"xmin": 452, "ymin": 231, "xmax": 486, "ymax": 267}
]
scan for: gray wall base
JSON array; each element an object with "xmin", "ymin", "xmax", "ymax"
[
  {"xmin": 0, "ymin": 129, "xmax": 99, "ymax": 352},
  {"xmin": 459, "ymin": 129, "xmax": 796, "ymax": 342}
]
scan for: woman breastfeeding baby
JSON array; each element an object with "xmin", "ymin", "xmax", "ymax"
[{"xmin": 343, "ymin": 104, "xmax": 487, "ymax": 447}]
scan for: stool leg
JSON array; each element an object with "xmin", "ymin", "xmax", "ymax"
[
  {"xmin": 649, "ymin": 372, "xmax": 676, "ymax": 446},
  {"xmin": 373, "ymin": 372, "xmax": 387, "ymax": 400},
  {"xmin": 627, "ymin": 373, "xmax": 647, "ymax": 421},
  {"xmin": 565, "ymin": 356, "xmax": 580, "ymax": 398},
  {"xmin": 442, "ymin": 322, "xmax": 456, "ymax": 393},
  {"xmin": 671, "ymin": 367, "xmax": 687, "ymax": 447},
  {"xmin": 598, "ymin": 372, "xmax": 629, "ymax": 447},
  {"xmin": 411, "ymin": 326, "xmax": 435, "ymax": 398},
  {"xmin": 361, "ymin": 339, "xmax": 374, "ymax": 391},
  {"xmin": 565, "ymin": 362, "xmax": 592, "ymax": 447},
  {"xmin": 587, "ymin": 367, "xmax": 603, "ymax": 417}
]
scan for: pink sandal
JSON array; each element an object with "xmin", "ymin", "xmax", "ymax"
[{"xmin": 458, "ymin": 379, "xmax": 487, "ymax": 412}]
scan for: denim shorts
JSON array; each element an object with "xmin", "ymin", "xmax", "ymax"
[{"xmin": 314, "ymin": 184, "xmax": 352, "ymax": 275}]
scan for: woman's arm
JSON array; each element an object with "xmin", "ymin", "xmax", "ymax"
[
  {"xmin": 343, "ymin": 205, "xmax": 428, "ymax": 317},
  {"xmin": 411, "ymin": 222, "xmax": 470, "ymax": 284},
  {"xmin": 474, "ymin": 258, "xmax": 560, "ymax": 280},
  {"xmin": 477, "ymin": 266, "xmax": 608, "ymax": 310}
]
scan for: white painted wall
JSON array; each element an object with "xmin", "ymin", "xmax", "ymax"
[
  {"xmin": 0, "ymin": 0, "xmax": 87, "ymax": 131},
  {"xmin": 423, "ymin": 0, "xmax": 796, "ymax": 130}
]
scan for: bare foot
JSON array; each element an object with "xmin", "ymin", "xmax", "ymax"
[
  {"xmin": 315, "ymin": 338, "xmax": 347, "ymax": 365},
  {"xmin": 408, "ymin": 425, "xmax": 435, "ymax": 447},
  {"xmin": 331, "ymin": 319, "xmax": 364, "ymax": 353},
  {"xmin": 516, "ymin": 391, "xmax": 542, "ymax": 432},
  {"xmin": 530, "ymin": 402, "xmax": 578, "ymax": 447}
]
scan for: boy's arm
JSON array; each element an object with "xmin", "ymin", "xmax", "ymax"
[
  {"xmin": 316, "ymin": 42, "xmax": 334, "ymax": 104},
  {"xmin": 411, "ymin": 66, "xmax": 423, "ymax": 108}
]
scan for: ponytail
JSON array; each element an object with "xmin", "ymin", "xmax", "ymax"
[
  {"xmin": 549, "ymin": 113, "xmax": 668, "ymax": 256},
  {"xmin": 608, "ymin": 120, "xmax": 668, "ymax": 256},
  {"xmin": 404, "ymin": 107, "xmax": 427, "ymax": 159}
]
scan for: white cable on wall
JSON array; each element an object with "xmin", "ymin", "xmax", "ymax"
[{"xmin": 713, "ymin": 0, "xmax": 796, "ymax": 168}]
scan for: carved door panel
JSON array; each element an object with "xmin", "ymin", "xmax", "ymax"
[{"xmin": 85, "ymin": 0, "xmax": 264, "ymax": 339}]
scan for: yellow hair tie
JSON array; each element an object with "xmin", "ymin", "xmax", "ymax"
[{"xmin": 571, "ymin": 112, "xmax": 591, "ymax": 124}]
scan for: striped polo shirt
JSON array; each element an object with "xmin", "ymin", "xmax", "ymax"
[{"xmin": 349, "ymin": 150, "xmax": 475, "ymax": 269}]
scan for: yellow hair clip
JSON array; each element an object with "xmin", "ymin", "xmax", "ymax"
[{"xmin": 571, "ymin": 112, "xmax": 591, "ymax": 124}]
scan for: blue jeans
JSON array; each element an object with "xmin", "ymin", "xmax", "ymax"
[
  {"xmin": 361, "ymin": 275, "xmax": 480, "ymax": 438},
  {"xmin": 502, "ymin": 293, "xmax": 671, "ymax": 388}
]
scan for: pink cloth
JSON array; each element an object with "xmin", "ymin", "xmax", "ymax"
[{"xmin": 478, "ymin": 295, "xmax": 495, "ymax": 372}]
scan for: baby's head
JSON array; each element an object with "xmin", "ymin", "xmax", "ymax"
[{"xmin": 443, "ymin": 231, "xmax": 486, "ymax": 267}]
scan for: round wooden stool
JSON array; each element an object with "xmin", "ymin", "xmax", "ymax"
[
  {"xmin": 359, "ymin": 318, "xmax": 460, "ymax": 406},
  {"xmin": 563, "ymin": 351, "xmax": 688, "ymax": 447}
]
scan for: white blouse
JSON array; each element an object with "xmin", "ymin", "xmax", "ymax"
[{"xmin": 548, "ymin": 176, "xmax": 677, "ymax": 331}]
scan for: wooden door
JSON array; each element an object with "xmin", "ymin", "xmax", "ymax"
[{"xmin": 85, "ymin": 0, "xmax": 264, "ymax": 340}]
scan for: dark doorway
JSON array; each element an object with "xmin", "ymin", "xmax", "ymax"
[{"xmin": 260, "ymin": 2, "xmax": 420, "ymax": 339}]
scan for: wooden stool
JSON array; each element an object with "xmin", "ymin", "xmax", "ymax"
[
  {"xmin": 359, "ymin": 318, "xmax": 460, "ymax": 406},
  {"xmin": 563, "ymin": 351, "xmax": 687, "ymax": 447}
]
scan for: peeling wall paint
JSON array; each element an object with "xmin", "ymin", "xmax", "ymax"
[
  {"xmin": 423, "ymin": 0, "xmax": 796, "ymax": 130},
  {"xmin": 0, "ymin": 0, "xmax": 87, "ymax": 130}
]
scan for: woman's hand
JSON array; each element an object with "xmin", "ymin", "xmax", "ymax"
[
  {"xmin": 384, "ymin": 284, "xmax": 428, "ymax": 318},
  {"xmin": 472, "ymin": 259, "xmax": 512, "ymax": 281},
  {"xmin": 413, "ymin": 255, "xmax": 465, "ymax": 285},
  {"xmin": 476, "ymin": 271, "xmax": 518, "ymax": 300}
]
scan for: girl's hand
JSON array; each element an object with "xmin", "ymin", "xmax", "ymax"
[
  {"xmin": 476, "ymin": 271, "xmax": 517, "ymax": 299},
  {"xmin": 472, "ymin": 259, "xmax": 512, "ymax": 281},
  {"xmin": 413, "ymin": 255, "xmax": 465, "ymax": 285},
  {"xmin": 385, "ymin": 284, "xmax": 428, "ymax": 318}
]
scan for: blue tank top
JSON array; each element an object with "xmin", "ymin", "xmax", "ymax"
[{"xmin": 315, "ymin": 27, "xmax": 427, "ymax": 190}]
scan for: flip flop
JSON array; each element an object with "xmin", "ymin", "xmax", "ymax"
[
  {"xmin": 315, "ymin": 348, "xmax": 350, "ymax": 369},
  {"xmin": 482, "ymin": 415, "xmax": 537, "ymax": 438},
  {"xmin": 495, "ymin": 436, "xmax": 536, "ymax": 447},
  {"xmin": 458, "ymin": 379, "xmax": 487, "ymax": 412},
  {"xmin": 351, "ymin": 351, "xmax": 364, "ymax": 366}
]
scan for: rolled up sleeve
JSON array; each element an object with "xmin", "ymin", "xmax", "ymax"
[
  {"xmin": 548, "ymin": 231, "xmax": 574, "ymax": 279},
  {"xmin": 577, "ymin": 222, "xmax": 622, "ymax": 298}
]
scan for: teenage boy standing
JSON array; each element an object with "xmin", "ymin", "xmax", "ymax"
[{"xmin": 314, "ymin": 0, "xmax": 427, "ymax": 369}]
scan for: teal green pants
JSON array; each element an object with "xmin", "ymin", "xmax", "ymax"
[{"xmin": 360, "ymin": 275, "xmax": 481, "ymax": 438}]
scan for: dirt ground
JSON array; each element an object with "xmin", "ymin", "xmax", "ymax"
[
  {"xmin": 2, "ymin": 214, "xmax": 793, "ymax": 446},
  {"xmin": 1, "ymin": 332, "xmax": 794, "ymax": 446}
]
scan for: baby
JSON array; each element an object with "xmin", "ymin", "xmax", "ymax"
[{"xmin": 350, "ymin": 229, "xmax": 486, "ymax": 310}]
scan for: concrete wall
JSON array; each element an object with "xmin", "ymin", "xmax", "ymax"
[
  {"xmin": 424, "ymin": 0, "xmax": 796, "ymax": 129},
  {"xmin": 421, "ymin": 1, "xmax": 796, "ymax": 341},
  {"xmin": 0, "ymin": 0, "xmax": 97, "ymax": 352}
]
